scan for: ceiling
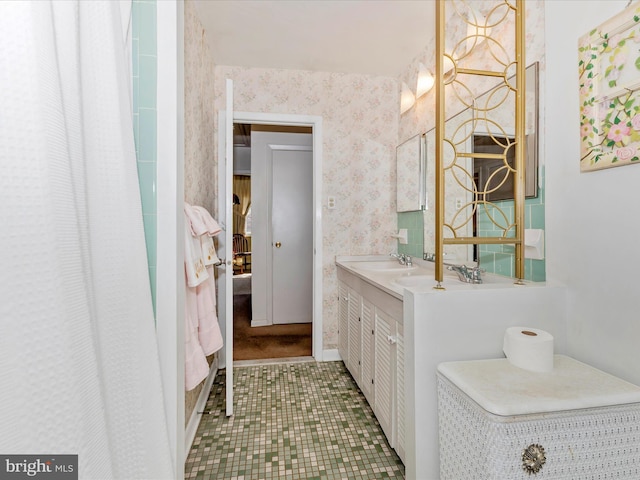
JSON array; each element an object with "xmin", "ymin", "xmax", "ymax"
[{"xmin": 193, "ymin": 0, "xmax": 436, "ymax": 77}]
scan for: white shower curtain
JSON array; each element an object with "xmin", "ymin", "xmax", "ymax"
[{"xmin": 0, "ymin": 2, "xmax": 173, "ymax": 479}]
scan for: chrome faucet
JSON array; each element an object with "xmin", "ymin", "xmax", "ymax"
[
  {"xmin": 390, "ymin": 253, "xmax": 412, "ymax": 266},
  {"xmin": 446, "ymin": 264, "xmax": 485, "ymax": 284},
  {"xmin": 423, "ymin": 252, "xmax": 484, "ymax": 283}
]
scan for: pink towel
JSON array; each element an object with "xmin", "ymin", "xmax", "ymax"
[
  {"xmin": 184, "ymin": 203, "xmax": 208, "ymax": 236},
  {"xmin": 184, "ymin": 203, "xmax": 222, "ymax": 237},
  {"xmin": 185, "ymin": 270, "xmax": 223, "ymax": 357},
  {"xmin": 184, "ymin": 287, "xmax": 209, "ymax": 391},
  {"xmin": 195, "ymin": 266, "xmax": 223, "ymax": 356},
  {"xmin": 192, "ymin": 205, "xmax": 222, "ymax": 236},
  {"xmin": 184, "ymin": 203, "xmax": 224, "ymax": 389}
]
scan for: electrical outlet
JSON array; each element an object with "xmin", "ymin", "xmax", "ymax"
[
  {"xmin": 455, "ymin": 197, "xmax": 464, "ymax": 210},
  {"xmin": 327, "ymin": 196, "xmax": 336, "ymax": 209}
]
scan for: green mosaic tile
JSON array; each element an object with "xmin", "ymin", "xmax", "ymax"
[{"xmin": 185, "ymin": 361, "xmax": 405, "ymax": 479}]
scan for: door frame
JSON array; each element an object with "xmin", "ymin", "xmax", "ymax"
[
  {"xmin": 156, "ymin": 1, "xmax": 184, "ymax": 476},
  {"xmin": 220, "ymin": 111, "xmax": 323, "ymax": 361}
]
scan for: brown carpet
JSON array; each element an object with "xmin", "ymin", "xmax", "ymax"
[{"xmin": 233, "ymin": 294, "xmax": 312, "ymax": 361}]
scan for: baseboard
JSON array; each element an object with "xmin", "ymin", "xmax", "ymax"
[
  {"xmin": 250, "ymin": 318, "xmax": 270, "ymax": 327},
  {"xmin": 322, "ymin": 349, "xmax": 342, "ymax": 362},
  {"xmin": 185, "ymin": 359, "xmax": 219, "ymax": 454}
]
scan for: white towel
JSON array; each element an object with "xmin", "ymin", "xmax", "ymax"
[
  {"xmin": 184, "ymin": 212, "xmax": 208, "ymax": 287},
  {"xmin": 184, "ymin": 203, "xmax": 222, "ymax": 266},
  {"xmin": 201, "ymin": 235, "xmax": 221, "ymax": 266}
]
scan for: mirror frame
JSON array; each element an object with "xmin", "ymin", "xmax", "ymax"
[{"xmin": 396, "ymin": 133, "xmax": 427, "ymax": 212}]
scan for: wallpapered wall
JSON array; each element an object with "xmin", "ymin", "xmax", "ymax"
[
  {"xmin": 397, "ymin": 0, "xmax": 546, "ymax": 280},
  {"xmin": 184, "ymin": 0, "xmax": 217, "ymax": 424},
  {"xmin": 213, "ymin": 67, "xmax": 399, "ymax": 348},
  {"xmin": 184, "ymin": 0, "xmax": 217, "ymax": 212}
]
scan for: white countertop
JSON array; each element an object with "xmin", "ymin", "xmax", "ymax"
[
  {"xmin": 438, "ymin": 355, "xmax": 640, "ymax": 416},
  {"xmin": 335, "ymin": 255, "xmax": 534, "ymax": 298},
  {"xmin": 335, "ymin": 255, "xmax": 429, "ymax": 299}
]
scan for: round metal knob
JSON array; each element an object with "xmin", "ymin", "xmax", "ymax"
[
  {"xmin": 275, "ymin": 242, "xmax": 282, "ymax": 248},
  {"xmin": 522, "ymin": 444, "xmax": 546, "ymax": 474}
]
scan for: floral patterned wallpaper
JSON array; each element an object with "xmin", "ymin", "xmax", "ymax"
[
  {"xmin": 213, "ymin": 67, "xmax": 399, "ymax": 348},
  {"xmin": 184, "ymin": 0, "xmax": 217, "ymax": 424},
  {"xmin": 184, "ymin": 0, "xmax": 217, "ymax": 214}
]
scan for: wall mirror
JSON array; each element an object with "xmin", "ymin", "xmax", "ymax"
[
  {"xmin": 423, "ymin": 62, "xmax": 539, "ymax": 262},
  {"xmin": 396, "ymin": 133, "xmax": 427, "ymax": 212},
  {"xmin": 472, "ymin": 129, "xmax": 537, "ymax": 202}
]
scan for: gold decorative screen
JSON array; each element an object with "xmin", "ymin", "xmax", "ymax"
[{"xmin": 434, "ymin": 0, "xmax": 526, "ymax": 286}]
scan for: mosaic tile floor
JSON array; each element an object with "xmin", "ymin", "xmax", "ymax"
[{"xmin": 185, "ymin": 361, "xmax": 405, "ymax": 480}]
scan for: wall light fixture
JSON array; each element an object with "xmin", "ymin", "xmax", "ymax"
[
  {"xmin": 400, "ymin": 81, "xmax": 416, "ymax": 114},
  {"xmin": 416, "ymin": 63, "xmax": 435, "ymax": 98}
]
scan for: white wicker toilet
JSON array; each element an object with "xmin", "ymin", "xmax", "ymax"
[{"xmin": 437, "ymin": 355, "xmax": 640, "ymax": 479}]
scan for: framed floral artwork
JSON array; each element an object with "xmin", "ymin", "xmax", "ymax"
[{"xmin": 579, "ymin": 2, "xmax": 640, "ymax": 172}]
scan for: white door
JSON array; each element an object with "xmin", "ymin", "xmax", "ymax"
[
  {"xmin": 217, "ymin": 79, "xmax": 234, "ymax": 417},
  {"xmin": 271, "ymin": 146, "xmax": 313, "ymax": 324},
  {"xmin": 338, "ymin": 282, "xmax": 349, "ymax": 363},
  {"xmin": 347, "ymin": 289, "xmax": 362, "ymax": 384},
  {"xmin": 374, "ymin": 309, "xmax": 396, "ymax": 446},
  {"xmin": 251, "ymin": 131, "xmax": 313, "ymax": 327},
  {"xmin": 360, "ymin": 298, "xmax": 375, "ymax": 405},
  {"xmin": 395, "ymin": 322, "xmax": 406, "ymax": 462}
]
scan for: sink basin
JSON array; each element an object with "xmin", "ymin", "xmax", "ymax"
[
  {"xmin": 392, "ymin": 275, "xmax": 433, "ymax": 288},
  {"xmin": 353, "ymin": 261, "xmax": 418, "ymax": 273}
]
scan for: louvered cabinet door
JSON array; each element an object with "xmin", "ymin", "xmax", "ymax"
[
  {"xmin": 347, "ymin": 289, "xmax": 362, "ymax": 384},
  {"xmin": 374, "ymin": 308, "xmax": 396, "ymax": 446},
  {"xmin": 359, "ymin": 298, "xmax": 375, "ymax": 406},
  {"xmin": 338, "ymin": 282, "xmax": 349, "ymax": 365},
  {"xmin": 395, "ymin": 322, "xmax": 406, "ymax": 462}
]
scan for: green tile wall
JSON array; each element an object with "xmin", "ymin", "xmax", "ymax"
[
  {"xmin": 478, "ymin": 167, "xmax": 546, "ymax": 281},
  {"xmin": 132, "ymin": 0, "xmax": 158, "ymax": 314},
  {"xmin": 397, "ymin": 210, "xmax": 424, "ymax": 258}
]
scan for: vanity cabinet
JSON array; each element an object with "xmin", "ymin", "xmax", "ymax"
[
  {"xmin": 374, "ymin": 309, "xmax": 395, "ymax": 443},
  {"xmin": 336, "ymin": 270, "xmax": 405, "ymax": 463},
  {"xmin": 373, "ymin": 309, "xmax": 405, "ymax": 460},
  {"xmin": 360, "ymin": 298, "xmax": 375, "ymax": 404},
  {"xmin": 339, "ymin": 284, "xmax": 375, "ymax": 406},
  {"xmin": 347, "ymin": 288, "xmax": 362, "ymax": 385},
  {"xmin": 395, "ymin": 322, "xmax": 406, "ymax": 461},
  {"xmin": 338, "ymin": 283, "xmax": 349, "ymax": 366}
]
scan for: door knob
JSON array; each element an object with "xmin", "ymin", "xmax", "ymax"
[{"xmin": 275, "ymin": 242, "xmax": 282, "ymax": 248}]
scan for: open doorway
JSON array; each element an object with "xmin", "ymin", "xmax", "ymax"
[{"xmin": 232, "ymin": 123, "xmax": 313, "ymax": 362}]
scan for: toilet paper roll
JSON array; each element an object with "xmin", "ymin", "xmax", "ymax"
[{"xmin": 503, "ymin": 327, "xmax": 554, "ymax": 372}]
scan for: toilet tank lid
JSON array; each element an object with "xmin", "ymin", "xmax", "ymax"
[{"xmin": 437, "ymin": 355, "xmax": 640, "ymax": 416}]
